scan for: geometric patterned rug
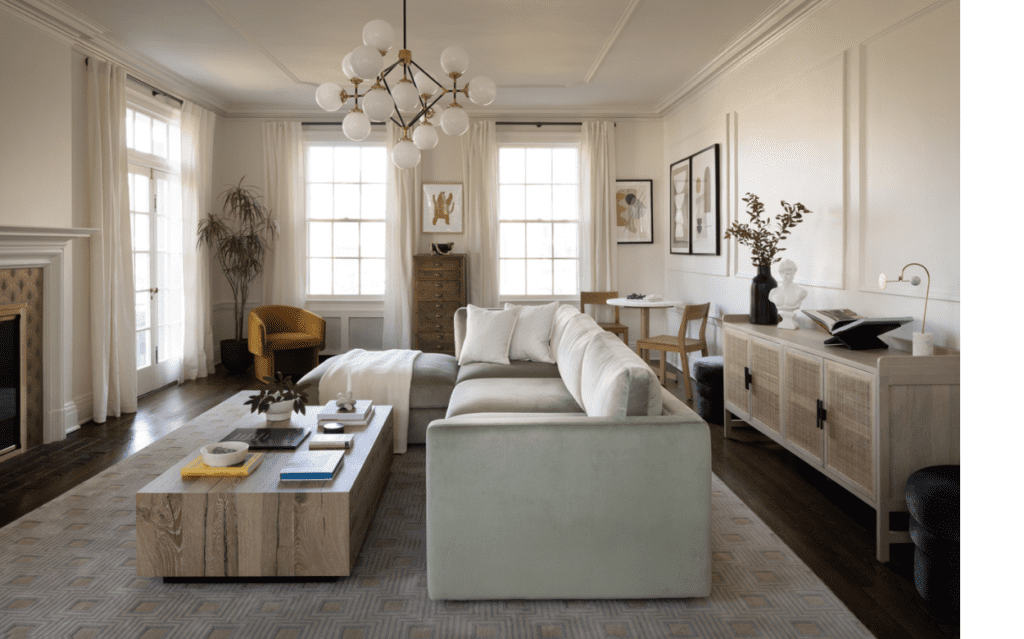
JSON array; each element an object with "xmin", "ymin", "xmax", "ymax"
[{"xmin": 0, "ymin": 396, "xmax": 874, "ymax": 638}]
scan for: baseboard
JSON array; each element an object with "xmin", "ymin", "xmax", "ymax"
[
  {"xmin": 63, "ymin": 400, "xmax": 80, "ymax": 434},
  {"xmin": 74, "ymin": 392, "xmax": 93, "ymax": 426}
]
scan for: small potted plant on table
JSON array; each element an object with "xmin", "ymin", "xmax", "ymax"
[{"xmin": 245, "ymin": 372, "xmax": 312, "ymax": 422}]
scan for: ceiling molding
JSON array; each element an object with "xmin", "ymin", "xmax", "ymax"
[
  {"xmin": 0, "ymin": 0, "xmax": 104, "ymax": 41},
  {"xmin": 655, "ymin": 0, "xmax": 836, "ymax": 115},
  {"xmin": 582, "ymin": 0, "xmax": 643, "ymax": 84}
]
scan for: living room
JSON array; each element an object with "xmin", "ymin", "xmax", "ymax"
[{"xmin": 0, "ymin": 0, "xmax": 974, "ymax": 637}]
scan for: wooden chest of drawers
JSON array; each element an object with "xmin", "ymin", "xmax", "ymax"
[{"xmin": 413, "ymin": 254, "xmax": 466, "ymax": 355}]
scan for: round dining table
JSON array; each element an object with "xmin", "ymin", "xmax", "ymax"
[{"xmin": 606, "ymin": 297, "xmax": 680, "ymax": 362}]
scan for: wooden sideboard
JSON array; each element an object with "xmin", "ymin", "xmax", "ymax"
[
  {"xmin": 721, "ymin": 317, "xmax": 959, "ymax": 563},
  {"xmin": 413, "ymin": 254, "xmax": 466, "ymax": 355}
]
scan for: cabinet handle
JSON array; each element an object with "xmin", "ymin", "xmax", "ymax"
[
  {"xmin": 816, "ymin": 399, "xmax": 827, "ymax": 429},
  {"xmin": 744, "ymin": 367, "xmax": 752, "ymax": 390}
]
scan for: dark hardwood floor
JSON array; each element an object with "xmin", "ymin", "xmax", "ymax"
[{"xmin": 0, "ymin": 366, "xmax": 958, "ymax": 638}]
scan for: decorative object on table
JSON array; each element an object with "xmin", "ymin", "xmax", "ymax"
[
  {"xmin": 180, "ymin": 451, "xmax": 264, "ymax": 478},
  {"xmin": 668, "ymin": 156, "xmax": 690, "ymax": 254},
  {"xmin": 313, "ymin": 2, "xmax": 498, "ymax": 169},
  {"xmin": 615, "ymin": 179, "xmax": 653, "ymax": 244},
  {"xmin": 280, "ymin": 451, "xmax": 345, "ymax": 481},
  {"xmin": 321, "ymin": 407, "xmax": 375, "ymax": 431},
  {"xmin": 248, "ymin": 306, "xmax": 326, "ymax": 381},
  {"xmin": 768, "ymin": 259, "xmax": 808, "ymax": 329},
  {"xmin": 197, "ymin": 178, "xmax": 277, "ymax": 374},
  {"xmin": 579, "ymin": 292, "xmax": 628, "ymax": 344},
  {"xmin": 200, "ymin": 441, "xmax": 249, "ymax": 467},
  {"xmin": 309, "ymin": 433, "xmax": 356, "ymax": 450},
  {"xmin": 319, "ymin": 400, "xmax": 374, "ymax": 425},
  {"xmin": 431, "ymin": 242, "xmax": 454, "ymax": 255},
  {"xmin": 220, "ymin": 427, "xmax": 310, "ymax": 450},
  {"xmin": 626, "ymin": 293, "xmax": 646, "ymax": 300},
  {"xmin": 422, "ymin": 183, "xmax": 463, "ymax": 233},
  {"xmin": 244, "ymin": 371, "xmax": 312, "ymax": 421},
  {"xmin": 878, "ymin": 263, "xmax": 933, "ymax": 355},
  {"xmin": 335, "ymin": 391, "xmax": 356, "ymax": 411},
  {"xmin": 826, "ymin": 317, "xmax": 913, "ymax": 350},
  {"xmin": 725, "ymin": 192, "xmax": 812, "ymax": 325},
  {"xmin": 803, "ymin": 308, "xmax": 862, "ymax": 334}
]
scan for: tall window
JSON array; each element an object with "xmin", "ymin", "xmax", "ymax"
[
  {"xmin": 498, "ymin": 145, "xmax": 580, "ymax": 296},
  {"xmin": 305, "ymin": 142, "xmax": 387, "ymax": 296},
  {"xmin": 127, "ymin": 94, "xmax": 182, "ymax": 394}
]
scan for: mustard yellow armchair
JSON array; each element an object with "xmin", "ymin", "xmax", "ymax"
[{"xmin": 248, "ymin": 306, "xmax": 326, "ymax": 381}]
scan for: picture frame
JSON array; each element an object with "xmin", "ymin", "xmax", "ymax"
[
  {"xmin": 615, "ymin": 179, "xmax": 653, "ymax": 244},
  {"xmin": 422, "ymin": 183, "xmax": 463, "ymax": 233},
  {"xmin": 667, "ymin": 143, "xmax": 720, "ymax": 255},
  {"xmin": 668, "ymin": 157, "xmax": 690, "ymax": 255}
]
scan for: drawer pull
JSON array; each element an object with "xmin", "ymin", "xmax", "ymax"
[{"xmin": 744, "ymin": 367, "xmax": 752, "ymax": 390}]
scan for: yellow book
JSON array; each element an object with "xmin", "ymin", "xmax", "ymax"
[{"xmin": 181, "ymin": 452, "xmax": 264, "ymax": 478}]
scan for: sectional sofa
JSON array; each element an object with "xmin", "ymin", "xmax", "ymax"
[{"xmin": 301, "ymin": 303, "xmax": 711, "ymax": 600}]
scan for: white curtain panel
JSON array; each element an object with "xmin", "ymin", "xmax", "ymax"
[
  {"xmin": 383, "ymin": 121, "xmax": 419, "ymax": 349},
  {"xmin": 179, "ymin": 101, "xmax": 216, "ymax": 382},
  {"xmin": 460, "ymin": 120, "xmax": 499, "ymax": 307},
  {"xmin": 87, "ymin": 59, "xmax": 137, "ymax": 422},
  {"xmin": 581, "ymin": 121, "xmax": 618, "ymax": 316},
  {"xmin": 262, "ymin": 122, "xmax": 306, "ymax": 307}
]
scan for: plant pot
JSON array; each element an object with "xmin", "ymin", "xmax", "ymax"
[
  {"xmin": 750, "ymin": 265, "xmax": 779, "ymax": 325},
  {"xmin": 264, "ymin": 400, "xmax": 293, "ymax": 422},
  {"xmin": 220, "ymin": 338, "xmax": 254, "ymax": 375}
]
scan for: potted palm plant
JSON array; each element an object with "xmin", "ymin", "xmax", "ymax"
[{"xmin": 198, "ymin": 178, "xmax": 278, "ymax": 374}]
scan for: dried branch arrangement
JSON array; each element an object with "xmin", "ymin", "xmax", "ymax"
[{"xmin": 724, "ymin": 193, "xmax": 812, "ymax": 267}]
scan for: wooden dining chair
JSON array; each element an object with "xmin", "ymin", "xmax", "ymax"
[
  {"xmin": 635, "ymin": 302, "xmax": 710, "ymax": 401},
  {"xmin": 580, "ymin": 291, "xmax": 628, "ymax": 344}
]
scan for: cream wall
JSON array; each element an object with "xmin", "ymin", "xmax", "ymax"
[{"xmin": 661, "ymin": 0, "xmax": 960, "ymax": 370}]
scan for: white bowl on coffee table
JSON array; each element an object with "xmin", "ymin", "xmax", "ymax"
[{"xmin": 200, "ymin": 441, "xmax": 249, "ymax": 467}]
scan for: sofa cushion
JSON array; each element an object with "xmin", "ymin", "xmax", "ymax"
[
  {"xmin": 409, "ymin": 352, "xmax": 459, "ymax": 408},
  {"xmin": 556, "ymin": 313, "xmax": 603, "ymax": 410},
  {"xmin": 581, "ymin": 332, "xmax": 663, "ymax": 417},
  {"xmin": 456, "ymin": 360, "xmax": 560, "ymax": 384},
  {"xmin": 459, "ymin": 305, "xmax": 521, "ymax": 366},
  {"xmin": 504, "ymin": 301, "xmax": 558, "ymax": 363},
  {"xmin": 549, "ymin": 304, "xmax": 582, "ymax": 357},
  {"xmin": 445, "ymin": 378, "xmax": 584, "ymax": 418}
]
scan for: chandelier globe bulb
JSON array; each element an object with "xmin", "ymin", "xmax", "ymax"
[
  {"xmin": 412, "ymin": 122, "xmax": 439, "ymax": 150},
  {"xmin": 315, "ymin": 82, "xmax": 343, "ymax": 111},
  {"xmin": 362, "ymin": 19, "xmax": 395, "ymax": 53},
  {"xmin": 439, "ymin": 104, "xmax": 469, "ymax": 136},
  {"xmin": 392, "ymin": 139, "xmax": 421, "ymax": 169},
  {"xmin": 440, "ymin": 45, "xmax": 469, "ymax": 76},
  {"xmin": 350, "ymin": 44, "xmax": 384, "ymax": 80},
  {"xmin": 362, "ymin": 87, "xmax": 395, "ymax": 122},
  {"xmin": 342, "ymin": 109, "xmax": 371, "ymax": 141},
  {"xmin": 468, "ymin": 76, "xmax": 497, "ymax": 106}
]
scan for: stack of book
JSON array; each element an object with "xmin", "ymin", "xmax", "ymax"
[
  {"xmin": 181, "ymin": 452, "xmax": 264, "ymax": 478},
  {"xmin": 318, "ymin": 399, "xmax": 374, "ymax": 429},
  {"xmin": 279, "ymin": 451, "xmax": 345, "ymax": 481}
]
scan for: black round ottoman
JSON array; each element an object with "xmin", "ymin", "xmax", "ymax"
[
  {"xmin": 905, "ymin": 465, "xmax": 959, "ymax": 612},
  {"xmin": 692, "ymin": 356, "xmax": 724, "ymax": 424}
]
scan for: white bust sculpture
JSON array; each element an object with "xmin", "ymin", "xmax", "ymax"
[{"xmin": 768, "ymin": 259, "xmax": 807, "ymax": 329}]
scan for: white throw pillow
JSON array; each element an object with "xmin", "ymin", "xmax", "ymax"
[
  {"xmin": 458, "ymin": 304, "xmax": 522, "ymax": 366},
  {"xmin": 503, "ymin": 302, "xmax": 558, "ymax": 363}
]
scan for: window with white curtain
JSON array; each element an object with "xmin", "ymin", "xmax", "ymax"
[
  {"xmin": 304, "ymin": 133, "xmax": 387, "ymax": 296},
  {"xmin": 126, "ymin": 89, "xmax": 183, "ymax": 394},
  {"xmin": 498, "ymin": 140, "xmax": 581, "ymax": 297}
]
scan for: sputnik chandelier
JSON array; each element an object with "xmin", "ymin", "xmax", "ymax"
[{"xmin": 314, "ymin": 0, "xmax": 497, "ymax": 169}]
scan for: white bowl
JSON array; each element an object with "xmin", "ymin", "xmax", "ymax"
[{"xmin": 200, "ymin": 441, "xmax": 249, "ymax": 467}]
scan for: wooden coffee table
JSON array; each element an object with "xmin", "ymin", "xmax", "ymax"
[{"xmin": 136, "ymin": 400, "xmax": 394, "ymax": 578}]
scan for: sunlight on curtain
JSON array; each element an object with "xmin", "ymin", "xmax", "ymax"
[
  {"xmin": 263, "ymin": 122, "xmax": 306, "ymax": 307},
  {"xmin": 460, "ymin": 120, "xmax": 499, "ymax": 307},
  {"xmin": 383, "ymin": 121, "xmax": 419, "ymax": 349},
  {"xmin": 581, "ymin": 121, "xmax": 618, "ymax": 307}
]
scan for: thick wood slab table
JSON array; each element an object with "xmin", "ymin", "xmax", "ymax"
[{"xmin": 136, "ymin": 399, "xmax": 394, "ymax": 578}]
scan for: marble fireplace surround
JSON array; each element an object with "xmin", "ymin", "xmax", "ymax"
[{"xmin": 0, "ymin": 226, "xmax": 97, "ymax": 444}]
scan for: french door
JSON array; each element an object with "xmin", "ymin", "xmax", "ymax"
[{"xmin": 129, "ymin": 164, "xmax": 183, "ymax": 394}]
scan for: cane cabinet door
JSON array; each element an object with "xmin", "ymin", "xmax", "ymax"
[
  {"xmin": 823, "ymin": 361, "xmax": 875, "ymax": 497},
  {"xmin": 723, "ymin": 329, "xmax": 750, "ymax": 418},
  {"xmin": 783, "ymin": 348, "xmax": 824, "ymax": 464},
  {"xmin": 748, "ymin": 338, "xmax": 782, "ymax": 435}
]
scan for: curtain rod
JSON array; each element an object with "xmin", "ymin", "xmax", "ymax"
[
  {"xmin": 497, "ymin": 122, "xmax": 581, "ymax": 126},
  {"xmin": 84, "ymin": 58, "xmax": 184, "ymax": 106},
  {"xmin": 302, "ymin": 121, "xmax": 386, "ymax": 126}
]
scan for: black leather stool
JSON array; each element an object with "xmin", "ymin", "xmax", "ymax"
[
  {"xmin": 905, "ymin": 465, "xmax": 959, "ymax": 612},
  {"xmin": 692, "ymin": 355, "xmax": 724, "ymax": 424}
]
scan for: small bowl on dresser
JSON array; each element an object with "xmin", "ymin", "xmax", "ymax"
[{"xmin": 200, "ymin": 441, "xmax": 249, "ymax": 467}]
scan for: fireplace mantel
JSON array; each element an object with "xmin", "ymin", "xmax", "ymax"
[{"xmin": 0, "ymin": 225, "xmax": 98, "ymax": 443}]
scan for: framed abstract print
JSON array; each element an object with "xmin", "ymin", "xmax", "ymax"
[
  {"xmin": 615, "ymin": 179, "xmax": 653, "ymax": 244},
  {"xmin": 689, "ymin": 144, "xmax": 720, "ymax": 256},
  {"xmin": 669, "ymin": 158, "xmax": 690, "ymax": 255},
  {"xmin": 422, "ymin": 183, "xmax": 463, "ymax": 233}
]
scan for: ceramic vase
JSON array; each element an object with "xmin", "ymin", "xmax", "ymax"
[
  {"xmin": 750, "ymin": 265, "xmax": 779, "ymax": 325},
  {"xmin": 264, "ymin": 400, "xmax": 293, "ymax": 422}
]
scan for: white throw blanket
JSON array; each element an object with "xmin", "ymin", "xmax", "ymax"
[{"xmin": 317, "ymin": 349, "xmax": 421, "ymax": 454}]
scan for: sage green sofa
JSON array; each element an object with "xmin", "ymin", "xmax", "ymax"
[{"xmin": 425, "ymin": 305, "xmax": 711, "ymax": 600}]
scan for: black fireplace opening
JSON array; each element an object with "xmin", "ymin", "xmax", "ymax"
[{"xmin": 0, "ymin": 315, "xmax": 20, "ymax": 453}]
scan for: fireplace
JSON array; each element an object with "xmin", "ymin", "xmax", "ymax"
[{"xmin": 0, "ymin": 303, "xmax": 27, "ymax": 460}]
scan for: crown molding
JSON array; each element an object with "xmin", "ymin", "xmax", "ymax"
[
  {"xmin": 220, "ymin": 102, "xmax": 663, "ymax": 121},
  {"xmin": 655, "ymin": 0, "xmax": 836, "ymax": 115},
  {"xmin": 1, "ymin": 0, "xmax": 228, "ymax": 116}
]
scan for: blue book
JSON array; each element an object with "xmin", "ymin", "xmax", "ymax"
[{"xmin": 279, "ymin": 451, "xmax": 345, "ymax": 481}]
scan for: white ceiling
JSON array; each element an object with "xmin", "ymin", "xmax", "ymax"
[{"xmin": 24, "ymin": 0, "xmax": 812, "ymax": 117}]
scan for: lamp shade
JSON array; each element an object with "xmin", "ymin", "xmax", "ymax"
[
  {"xmin": 350, "ymin": 44, "xmax": 384, "ymax": 80},
  {"xmin": 414, "ymin": 71, "xmax": 438, "ymax": 96},
  {"xmin": 315, "ymin": 82, "xmax": 343, "ymax": 111},
  {"xmin": 342, "ymin": 52, "xmax": 357, "ymax": 81},
  {"xmin": 439, "ymin": 104, "xmax": 469, "ymax": 136},
  {"xmin": 362, "ymin": 19, "xmax": 395, "ymax": 53},
  {"xmin": 440, "ymin": 45, "xmax": 469, "ymax": 76},
  {"xmin": 362, "ymin": 87, "xmax": 394, "ymax": 122},
  {"xmin": 392, "ymin": 79, "xmax": 421, "ymax": 113},
  {"xmin": 468, "ymin": 75, "xmax": 497, "ymax": 106},
  {"xmin": 343, "ymin": 109, "xmax": 371, "ymax": 141},
  {"xmin": 392, "ymin": 139, "xmax": 421, "ymax": 169},
  {"xmin": 412, "ymin": 123, "xmax": 439, "ymax": 150}
]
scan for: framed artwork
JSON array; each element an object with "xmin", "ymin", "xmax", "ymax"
[
  {"xmin": 689, "ymin": 144, "xmax": 720, "ymax": 255},
  {"xmin": 422, "ymin": 183, "xmax": 463, "ymax": 233},
  {"xmin": 615, "ymin": 179, "xmax": 653, "ymax": 244},
  {"xmin": 669, "ymin": 158, "xmax": 690, "ymax": 254}
]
